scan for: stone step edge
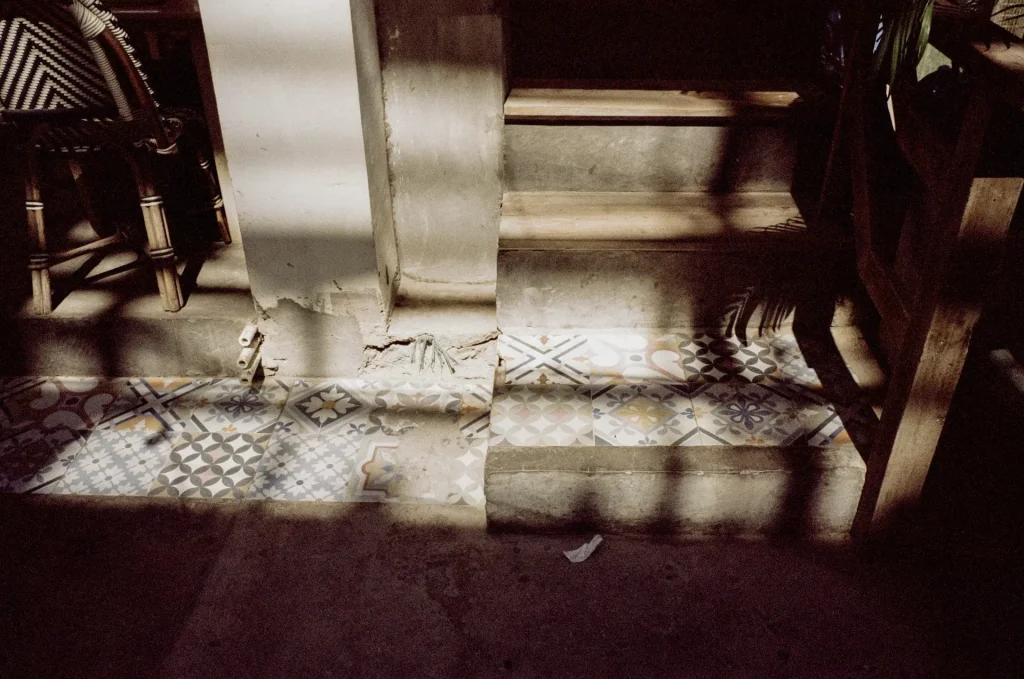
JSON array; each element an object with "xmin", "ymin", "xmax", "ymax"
[{"xmin": 485, "ymin": 444, "xmax": 866, "ymax": 537}]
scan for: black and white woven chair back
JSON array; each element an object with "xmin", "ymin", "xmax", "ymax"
[{"xmin": 0, "ymin": 0, "xmax": 149, "ymax": 120}]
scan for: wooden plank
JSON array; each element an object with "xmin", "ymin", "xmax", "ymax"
[
  {"xmin": 500, "ymin": 191, "xmax": 807, "ymax": 250},
  {"xmin": 511, "ymin": 78, "xmax": 803, "ymax": 93},
  {"xmin": 107, "ymin": 0, "xmax": 200, "ymax": 23},
  {"xmin": 857, "ymin": 246, "xmax": 909, "ymax": 354},
  {"xmin": 893, "ymin": 92, "xmax": 955, "ymax": 192},
  {"xmin": 855, "ymin": 86, "xmax": 1003, "ymax": 537},
  {"xmin": 51, "ymin": 235, "xmax": 125, "ymax": 264},
  {"xmin": 504, "ymin": 88, "xmax": 799, "ymax": 122},
  {"xmin": 931, "ymin": 17, "xmax": 1024, "ymax": 111},
  {"xmin": 855, "ymin": 177, "xmax": 1022, "ymax": 536}
]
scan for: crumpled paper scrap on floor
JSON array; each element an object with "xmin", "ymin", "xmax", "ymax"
[{"xmin": 563, "ymin": 535, "xmax": 603, "ymax": 563}]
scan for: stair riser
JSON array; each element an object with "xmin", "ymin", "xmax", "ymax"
[
  {"xmin": 497, "ymin": 249, "xmax": 842, "ymax": 331},
  {"xmin": 486, "ymin": 446, "xmax": 866, "ymax": 537},
  {"xmin": 505, "ymin": 124, "xmax": 796, "ymax": 193},
  {"xmin": 1, "ymin": 317, "xmax": 246, "ymax": 377}
]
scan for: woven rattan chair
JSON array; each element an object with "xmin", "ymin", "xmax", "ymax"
[{"xmin": 0, "ymin": 0, "xmax": 231, "ymax": 314}]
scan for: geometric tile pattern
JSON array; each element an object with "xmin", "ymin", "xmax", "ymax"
[
  {"xmin": 249, "ymin": 431, "xmax": 360, "ymax": 502},
  {"xmin": 98, "ymin": 377, "xmax": 210, "ymax": 433},
  {"xmin": 0, "ymin": 426, "xmax": 88, "ymax": 493},
  {"xmin": 183, "ymin": 378, "xmax": 291, "ymax": 435},
  {"xmin": 489, "ymin": 384, "xmax": 593, "ymax": 447},
  {"xmin": 0, "ymin": 331, "xmax": 869, "ymax": 502},
  {"xmin": 55, "ymin": 430, "xmax": 175, "ymax": 497},
  {"xmin": 457, "ymin": 382, "xmax": 492, "ymax": 441},
  {"xmin": 277, "ymin": 380, "xmax": 369, "ymax": 436},
  {"xmin": 1, "ymin": 377, "xmax": 124, "ymax": 434},
  {"xmin": 490, "ymin": 331, "xmax": 860, "ymax": 450},
  {"xmin": 589, "ymin": 333, "xmax": 690, "ymax": 386},
  {"xmin": 499, "ymin": 334, "xmax": 589, "ymax": 386},
  {"xmin": 687, "ymin": 382, "xmax": 841, "ymax": 447},
  {"xmin": 346, "ymin": 435, "xmax": 473, "ymax": 505},
  {"xmin": 149, "ymin": 432, "xmax": 271, "ymax": 499},
  {"xmin": 0, "ymin": 376, "xmax": 491, "ymax": 504},
  {"xmin": 447, "ymin": 438, "xmax": 487, "ymax": 507},
  {"xmin": 592, "ymin": 383, "xmax": 702, "ymax": 446}
]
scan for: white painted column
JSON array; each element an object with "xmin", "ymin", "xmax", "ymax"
[{"xmin": 198, "ymin": 0, "xmax": 396, "ymax": 375}]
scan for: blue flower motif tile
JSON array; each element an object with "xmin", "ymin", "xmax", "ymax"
[
  {"xmin": 689, "ymin": 382, "xmax": 842, "ymax": 446},
  {"xmin": 183, "ymin": 378, "xmax": 291, "ymax": 434}
]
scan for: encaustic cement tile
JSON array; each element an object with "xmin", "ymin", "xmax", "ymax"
[
  {"xmin": 346, "ymin": 438, "xmax": 444, "ymax": 504},
  {"xmin": 688, "ymin": 381, "xmax": 844, "ymax": 447},
  {"xmin": 183, "ymin": 378, "xmax": 291, "ymax": 435},
  {"xmin": 54, "ymin": 429, "xmax": 174, "ymax": 497},
  {"xmin": 277, "ymin": 380, "xmax": 370, "ymax": 436},
  {"xmin": 0, "ymin": 426, "xmax": 89, "ymax": 493},
  {"xmin": 447, "ymin": 438, "xmax": 486, "ymax": 507},
  {"xmin": 149, "ymin": 432, "xmax": 270, "ymax": 499},
  {"xmin": 98, "ymin": 377, "xmax": 210, "ymax": 434},
  {"xmin": 592, "ymin": 383, "xmax": 702, "ymax": 447},
  {"xmin": 489, "ymin": 384, "xmax": 593, "ymax": 447},
  {"xmin": 249, "ymin": 431, "xmax": 361, "ymax": 502},
  {"xmin": 498, "ymin": 334, "xmax": 590, "ymax": 386},
  {"xmin": 588, "ymin": 333, "xmax": 693, "ymax": 386},
  {"xmin": 458, "ymin": 382, "xmax": 493, "ymax": 441},
  {"xmin": 1, "ymin": 377, "xmax": 124, "ymax": 435},
  {"xmin": 680, "ymin": 334, "xmax": 786, "ymax": 385},
  {"xmin": 341, "ymin": 401, "xmax": 487, "ymax": 505}
]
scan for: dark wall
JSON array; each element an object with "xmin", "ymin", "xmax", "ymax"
[{"xmin": 510, "ymin": 0, "xmax": 826, "ymax": 83}]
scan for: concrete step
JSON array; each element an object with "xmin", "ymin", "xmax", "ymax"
[
  {"xmin": 0, "ymin": 244, "xmax": 257, "ymax": 377},
  {"xmin": 504, "ymin": 88, "xmax": 800, "ymax": 193},
  {"xmin": 504, "ymin": 88, "xmax": 800, "ymax": 123},
  {"xmin": 482, "ymin": 328, "xmax": 883, "ymax": 537},
  {"xmin": 496, "ymin": 191, "xmax": 851, "ymax": 331},
  {"xmin": 485, "ymin": 444, "xmax": 866, "ymax": 537},
  {"xmin": 500, "ymin": 190, "xmax": 806, "ymax": 250}
]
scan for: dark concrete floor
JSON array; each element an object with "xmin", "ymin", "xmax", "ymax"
[
  {"xmin": 1, "ymin": 360, "xmax": 1022, "ymax": 679},
  {"xmin": 0, "ymin": 492, "xmax": 1016, "ymax": 679}
]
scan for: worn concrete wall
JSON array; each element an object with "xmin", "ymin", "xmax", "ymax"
[
  {"xmin": 505, "ymin": 124, "xmax": 797, "ymax": 193},
  {"xmin": 375, "ymin": 0, "xmax": 504, "ymax": 305},
  {"xmin": 198, "ymin": 0, "xmax": 391, "ymax": 375},
  {"xmin": 351, "ymin": 0, "xmax": 400, "ymax": 313}
]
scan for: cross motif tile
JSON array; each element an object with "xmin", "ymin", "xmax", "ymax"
[
  {"xmin": 55, "ymin": 430, "xmax": 174, "ymax": 496},
  {"xmin": 249, "ymin": 431, "xmax": 361, "ymax": 501},
  {"xmin": 458, "ymin": 382, "xmax": 493, "ymax": 440},
  {"xmin": 150, "ymin": 432, "xmax": 270, "ymax": 499},
  {"xmin": 498, "ymin": 334, "xmax": 590, "ymax": 386},
  {"xmin": 98, "ymin": 378, "xmax": 210, "ymax": 433},
  {"xmin": 592, "ymin": 384, "xmax": 702, "ymax": 446},
  {"xmin": 489, "ymin": 385, "xmax": 593, "ymax": 447}
]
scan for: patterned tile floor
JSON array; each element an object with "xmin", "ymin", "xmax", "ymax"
[
  {"xmin": 489, "ymin": 331, "xmax": 876, "ymax": 449},
  {"xmin": 0, "ymin": 376, "xmax": 488, "ymax": 506},
  {"xmin": 0, "ymin": 331, "xmax": 876, "ymax": 503}
]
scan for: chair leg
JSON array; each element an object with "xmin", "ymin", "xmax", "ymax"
[
  {"xmin": 24, "ymin": 149, "xmax": 52, "ymax": 315},
  {"xmin": 130, "ymin": 151, "xmax": 184, "ymax": 312},
  {"xmin": 197, "ymin": 151, "xmax": 232, "ymax": 245}
]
